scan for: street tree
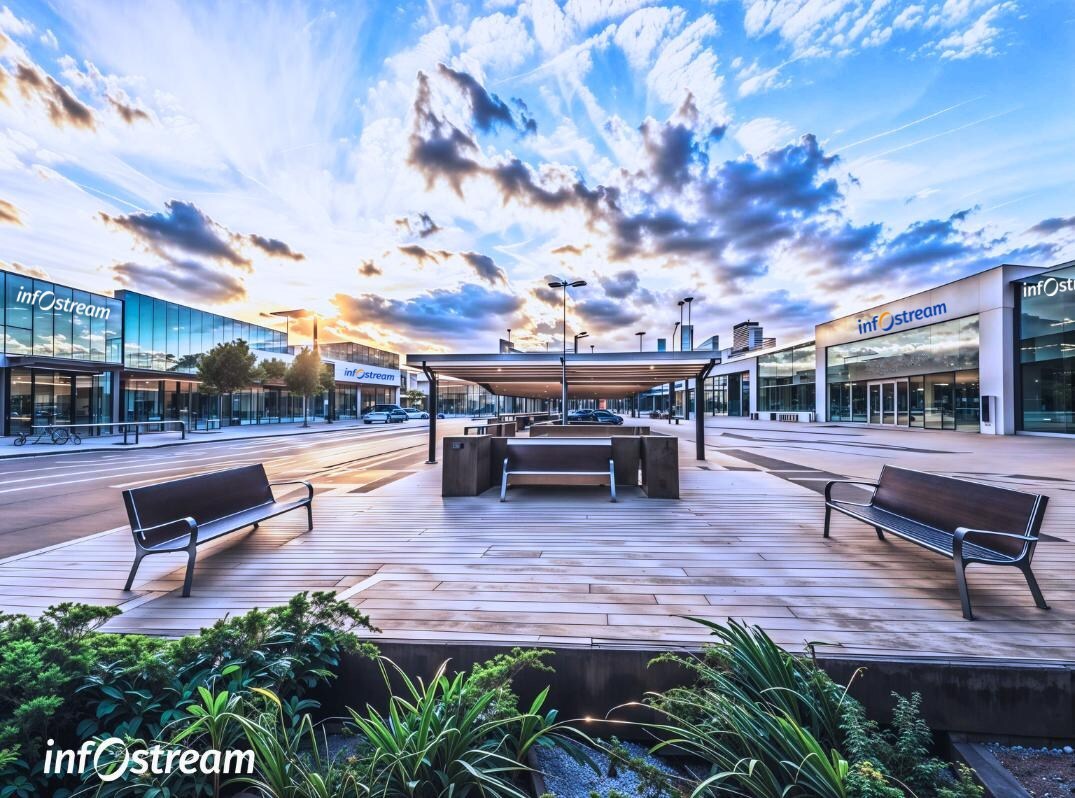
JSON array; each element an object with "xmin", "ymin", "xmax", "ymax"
[
  {"xmin": 284, "ymin": 347, "xmax": 323, "ymax": 427},
  {"xmin": 197, "ymin": 339, "xmax": 257, "ymax": 424}
]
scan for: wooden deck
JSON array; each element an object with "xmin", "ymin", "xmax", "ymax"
[{"xmin": 1, "ymin": 448, "xmax": 1073, "ymax": 663}]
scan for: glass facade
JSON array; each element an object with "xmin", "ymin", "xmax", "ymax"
[
  {"xmin": 757, "ymin": 342, "xmax": 816, "ymax": 412},
  {"xmin": 702, "ymin": 372, "xmax": 749, "ymax": 416},
  {"xmin": 435, "ymin": 383, "xmax": 548, "ymax": 417},
  {"xmin": 318, "ymin": 341, "xmax": 399, "ymax": 370},
  {"xmin": 118, "ymin": 290, "xmax": 286, "ymax": 372},
  {"xmin": 826, "ymin": 315, "xmax": 980, "ymax": 430},
  {"xmin": 1018, "ymin": 264, "xmax": 1075, "ymax": 433}
]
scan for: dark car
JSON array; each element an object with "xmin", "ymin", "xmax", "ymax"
[
  {"xmin": 568, "ymin": 409, "xmax": 623, "ymax": 424},
  {"xmin": 592, "ymin": 409, "xmax": 624, "ymax": 425}
]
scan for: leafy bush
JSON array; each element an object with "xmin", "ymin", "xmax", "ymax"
[{"xmin": 634, "ymin": 619, "xmax": 982, "ymax": 798}]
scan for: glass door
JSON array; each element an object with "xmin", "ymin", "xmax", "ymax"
[{"xmin": 868, "ymin": 380, "xmax": 909, "ymax": 426}]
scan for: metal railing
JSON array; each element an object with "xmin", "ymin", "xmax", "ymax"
[{"xmin": 12, "ymin": 420, "xmax": 187, "ymax": 447}]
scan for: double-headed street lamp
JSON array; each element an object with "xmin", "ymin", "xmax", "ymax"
[
  {"xmin": 573, "ymin": 331, "xmax": 589, "ymax": 353},
  {"xmin": 549, "ymin": 278, "xmax": 586, "ymax": 423}
]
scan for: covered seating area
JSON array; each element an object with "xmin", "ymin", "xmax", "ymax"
[{"xmin": 406, "ymin": 351, "xmax": 718, "ymax": 463}]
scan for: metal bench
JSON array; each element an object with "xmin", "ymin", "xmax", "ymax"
[
  {"xmin": 500, "ymin": 437, "xmax": 616, "ymax": 502},
  {"xmin": 824, "ymin": 465, "xmax": 1049, "ymax": 620},
  {"xmin": 122, "ymin": 464, "xmax": 313, "ymax": 597}
]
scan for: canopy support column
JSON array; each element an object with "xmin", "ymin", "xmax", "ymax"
[
  {"xmin": 695, "ymin": 359, "xmax": 716, "ymax": 461},
  {"xmin": 421, "ymin": 362, "xmax": 438, "ymax": 464}
]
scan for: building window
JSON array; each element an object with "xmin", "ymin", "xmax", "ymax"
[
  {"xmin": 1018, "ymin": 265, "xmax": 1075, "ymax": 434},
  {"xmin": 757, "ymin": 342, "xmax": 816, "ymax": 412}
]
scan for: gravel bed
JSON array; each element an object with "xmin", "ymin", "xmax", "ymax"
[
  {"xmin": 534, "ymin": 739, "xmax": 681, "ymax": 798},
  {"xmin": 988, "ymin": 744, "xmax": 1074, "ymax": 798}
]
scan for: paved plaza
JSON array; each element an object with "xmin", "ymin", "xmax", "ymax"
[{"xmin": 0, "ymin": 419, "xmax": 1071, "ymax": 662}]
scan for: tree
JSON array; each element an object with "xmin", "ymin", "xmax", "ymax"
[
  {"xmin": 284, "ymin": 347, "xmax": 323, "ymax": 428},
  {"xmin": 197, "ymin": 340, "xmax": 257, "ymax": 424},
  {"xmin": 259, "ymin": 358, "xmax": 288, "ymax": 382},
  {"xmin": 404, "ymin": 389, "xmax": 426, "ymax": 409},
  {"xmin": 320, "ymin": 365, "xmax": 336, "ymax": 423}
]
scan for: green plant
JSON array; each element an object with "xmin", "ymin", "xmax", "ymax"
[{"xmin": 285, "ymin": 348, "xmax": 325, "ymax": 427}]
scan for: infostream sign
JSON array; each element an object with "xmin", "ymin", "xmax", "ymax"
[
  {"xmin": 16, "ymin": 287, "xmax": 112, "ymax": 320},
  {"xmin": 856, "ymin": 302, "xmax": 947, "ymax": 336},
  {"xmin": 335, "ymin": 361, "xmax": 399, "ymax": 385},
  {"xmin": 1022, "ymin": 274, "xmax": 1075, "ymax": 299}
]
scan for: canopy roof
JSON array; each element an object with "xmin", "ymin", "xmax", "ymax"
[{"xmin": 406, "ymin": 351, "xmax": 718, "ymax": 399}]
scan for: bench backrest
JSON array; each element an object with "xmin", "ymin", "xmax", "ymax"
[
  {"xmin": 123, "ymin": 464, "xmax": 274, "ymax": 539},
  {"xmin": 505, "ymin": 437, "xmax": 612, "ymax": 472},
  {"xmin": 873, "ymin": 466, "xmax": 1046, "ymax": 556}
]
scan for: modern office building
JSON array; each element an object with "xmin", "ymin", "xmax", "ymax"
[
  {"xmin": 0, "ymin": 266, "xmax": 400, "ymax": 436},
  {"xmin": 682, "ymin": 261, "xmax": 1075, "ymax": 435}
]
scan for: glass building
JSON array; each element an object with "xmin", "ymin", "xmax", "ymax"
[
  {"xmin": 1016, "ymin": 262, "xmax": 1075, "ymax": 433},
  {"xmin": 2, "ymin": 270, "xmax": 124, "ymax": 435},
  {"xmin": 826, "ymin": 316, "xmax": 980, "ymax": 430},
  {"xmin": 757, "ymin": 342, "xmax": 816, "ymax": 412}
]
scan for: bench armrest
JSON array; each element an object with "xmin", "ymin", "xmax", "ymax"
[
  {"xmin": 954, "ymin": 526, "xmax": 1038, "ymax": 559},
  {"xmin": 269, "ymin": 479, "xmax": 314, "ymax": 503},
  {"xmin": 824, "ymin": 479, "xmax": 878, "ymax": 505},
  {"xmin": 133, "ymin": 517, "xmax": 197, "ymax": 549}
]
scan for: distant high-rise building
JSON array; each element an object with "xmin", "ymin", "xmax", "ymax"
[
  {"xmin": 680, "ymin": 324, "xmax": 694, "ymax": 352},
  {"xmin": 695, "ymin": 335, "xmax": 719, "ymax": 351},
  {"xmin": 733, "ymin": 321, "xmax": 763, "ymax": 352},
  {"xmin": 656, "ymin": 338, "xmax": 667, "ymax": 352}
]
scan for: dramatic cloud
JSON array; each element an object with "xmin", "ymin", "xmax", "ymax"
[
  {"xmin": 551, "ymin": 244, "xmax": 586, "ymax": 256},
  {"xmin": 576, "ymin": 297, "xmax": 642, "ymax": 330},
  {"xmin": 248, "ymin": 234, "xmax": 304, "ymax": 260},
  {"xmin": 1027, "ymin": 216, "xmax": 1075, "ymax": 237},
  {"xmin": 112, "ymin": 260, "xmax": 246, "ymax": 304},
  {"xmin": 107, "ymin": 94, "xmax": 150, "ymax": 124},
  {"xmin": 532, "ymin": 285, "xmax": 561, "ymax": 306},
  {"xmin": 397, "ymin": 244, "xmax": 439, "ymax": 265},
  {"xmin": 358, "ymin": 259, "xmax": 382, "ymax": 276},
  {"xmin": 0, "ymin": 198, "xmax": 22, "ymax": 225},
  {"xmin": 436, "ymin": 63, "xmax": 536, "ymax": 135},
  {"xmin": 598, "ymin": 269, "xmax": 640, "ymax": 299},
  {"xmin": 13, "ymin": 62, "xmax": 95, "ymax": 130},
  {"xmin": 461, "ymin": 251, "xmax": 505, "ymax": 284},
  {"xmin": 333, "ymin": 283, "xmax": 524, "ymax": 339},
  {"xmin": 100, "ymin": 200, "xmax": 250, "ymax": 268},
  {"xmin": 395, "ymin": 212, "xmax": 442, "ymax": 238},
  {"xmin": 0, "ymin": 259, "xmax": 48, "ymax": 279}
]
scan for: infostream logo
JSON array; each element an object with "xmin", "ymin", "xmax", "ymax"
[
  {"xmin": 16, "ymin": 287, "xmax": 112, "ymax": 320},
  {"xmin": 857, "ymin": 302, "xmax": 947, "ymax": 336},
  {"xmin": 343, "ymin": 367, "xmax": 396, "ymax": 381},
  {"xmin": 1023, "ymin": 275, "xmax": 1075, "ymax": 298},
  {"xmin": 44, "ymin": 737, "xmax": 254, "ymax": 783}
]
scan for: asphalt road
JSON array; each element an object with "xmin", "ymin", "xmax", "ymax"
[{"xmin": 0, "ymin": 421, "xmax": 449, "ymax": 559}]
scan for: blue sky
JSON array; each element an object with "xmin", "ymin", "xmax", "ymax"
[{"xmin": 1, "ymin": 0, "xmax": 1073, "ymax": 353}]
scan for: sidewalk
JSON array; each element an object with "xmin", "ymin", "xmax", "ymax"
[{"xmin": 0, "ymin": 417, "xmax": 431, "ymax": 458}]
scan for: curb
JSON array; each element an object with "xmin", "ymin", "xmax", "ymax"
[{"xmin": 0, "ymin": 421, "xmax": 424, "ymax": 460}]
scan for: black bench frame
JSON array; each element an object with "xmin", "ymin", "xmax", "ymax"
[
  {"xmin": 824, "ymin": 466, "xmax": 1049, "ymax": 620},
  {"xmin": 500, "ymin": 438, "xmax": 616, "ymax": 502},
  {"xmin": 123, "ymin": 466, "xmax": 313, "ymax": 597}
]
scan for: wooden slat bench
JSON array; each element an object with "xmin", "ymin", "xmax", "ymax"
[
  {"xmin": 824, "ymin": 465, "xmax": 1049, "ymax": 620},
  {"xmin": 500, "ymin": 437, "xmax": 616, "ymax": 502},
  {"xmin": 122, "ymin": 464, "xmax": 313, "ymax": 597}
]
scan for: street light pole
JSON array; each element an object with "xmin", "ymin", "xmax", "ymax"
[
  {"xmin": 590, "ymin": 344, "xmax": 595, "ymax": 354},
  {"xmin": 549, "ymin": 278, "xmax": 586, "ymax": 424},
  {"xmin": 635, "ymin": 331, "xmax": 646, "ymax": 351},
  {"xmin": 573, "ymin": 331, "xmax": 589, "ymax": 354}
]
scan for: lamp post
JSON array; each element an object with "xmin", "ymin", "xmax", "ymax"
[
  {"xmin": 683, "ymin": 296, "xmax": 695, "ymax": 418},
  {"xmin": 683, "ymin": 296, "xmax": 694, "ymax": 351},
  {"xmin": 635, "ymin": 330, "xmax": 646, "ymax": 351},
  {"xmin": 548, "ymin": 278, "xmax": 586, "ymax": 423},
  {"xmin": 573, "ymin": 331, "xmax": 589, "ymax": 353},
  {"xmin": 590, "ymin": 344, "xmax": 595, "ymax": 354},
  {"xmin": 677, "ymin": 300, "xmax": 686, "ymax": 351}
]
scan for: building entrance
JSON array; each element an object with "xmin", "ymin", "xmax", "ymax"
[{"xmin": 867, "ymin": 379, "xmax": 909, "ymax": 425}]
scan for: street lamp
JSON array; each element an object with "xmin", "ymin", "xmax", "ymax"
[
  {"xmin": 590, "ymin": 344, "xmax": 595, "ymax": 354},
  {"xmin": 635, "ymin": 330, "xmax": 646, "ymax": 351},
  {"xmin": 672, "ymin": 321, "xmax": 680, "ymax": 352},
  {"xmin": 573, "ymin": 331, "xmax": 589, "ymax": 353},
  {"xmin": 549, "ymin": 278, "xmax": 586, "ymax": 423},
  {"xmin": 677, "ymin": 299, "xmax": 686, "ymax": 351},
  {"xmin": 683, "ymin": 296, "xmax": 695, "ymax": 351}
]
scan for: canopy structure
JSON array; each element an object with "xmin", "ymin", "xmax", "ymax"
[{"xmin": 407, "ymin": 351, "xmax": 718, "ymax": 462}]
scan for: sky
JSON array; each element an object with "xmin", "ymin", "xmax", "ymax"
[{"xmin": 1, "ymin": 0, "xmax": 1073, "ymax": 355}]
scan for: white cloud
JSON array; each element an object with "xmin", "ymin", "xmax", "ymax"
[
  {"xmin": 40, "ymin": 28, "xmax": 58, "ymax": 49},
  {"xmin": 646, "ymin": 14, "xmax": 726, "ymax": 120},
  {"xmin": 735, "ymin": 117, "xmax": 795, "ymax": 155},
  {"xmin": 934, "ymin": 2, "xmax": 1015, "ymax": 60},
  {"xmin": 613, "ymin": 6, "xmax": 686, "ymax": 71},
  {"xmin": 736, "ymin": 58, "xmax": 792, "ymax": 97},
  {"xmin": 0, "ymin": 5, "xmax": 32, "ymax": 37}
]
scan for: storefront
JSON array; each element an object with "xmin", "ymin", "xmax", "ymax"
[
  {"xmin": 1015, "ymin": 261, "xmax": 1075, "ymax": 434},
  {"xmin": 1, "ymin": 270, "xmax": 124, "ymax": 435}
]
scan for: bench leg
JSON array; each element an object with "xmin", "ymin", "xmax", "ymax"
[
  {"xmin": 306, "ymin": 503, "xmax": 313, "ymax": 531},
  {"xmin": 609, "ymin": 461, "xmax": 617, "ymax": 503},
  {"xmin": 500, "ymin": 467, "xmax": 508, "ymax": 502},
  {"xmin": 874, "ymin": 526, "xmax": 885, "ymax": 541},
  {"xmin": 1020, "ymin": 563, "xmax": 1050, "ymax": 610},
  {"xmin": 181, "ymin": 546, "xmax": 197, "ymax": 598},
  {"xmin": 123, "ymin": 551, "xmax": 145, "ymax": 591},
  {"xmin": 955, "ymin": 560, "xmax": 973, "ymax": 620},
  {"xmin": 823, "ymin": 506, "xmax": 831, "ymax": 538}
]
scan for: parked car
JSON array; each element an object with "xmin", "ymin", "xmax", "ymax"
[
  {"xmin": 362, "ymin": 408, "xmax": 407, "ymax": 424},
  {"xmin": 403, "ymin": 408, "xmax": 429, "ymax": 419},
  {"xmin": 592, "ymin": 409, "xmax": 624, "ymax": 425},
  {"xmin": 567, "ymin": 409, "xmax": 597, "ymax": 422}
]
